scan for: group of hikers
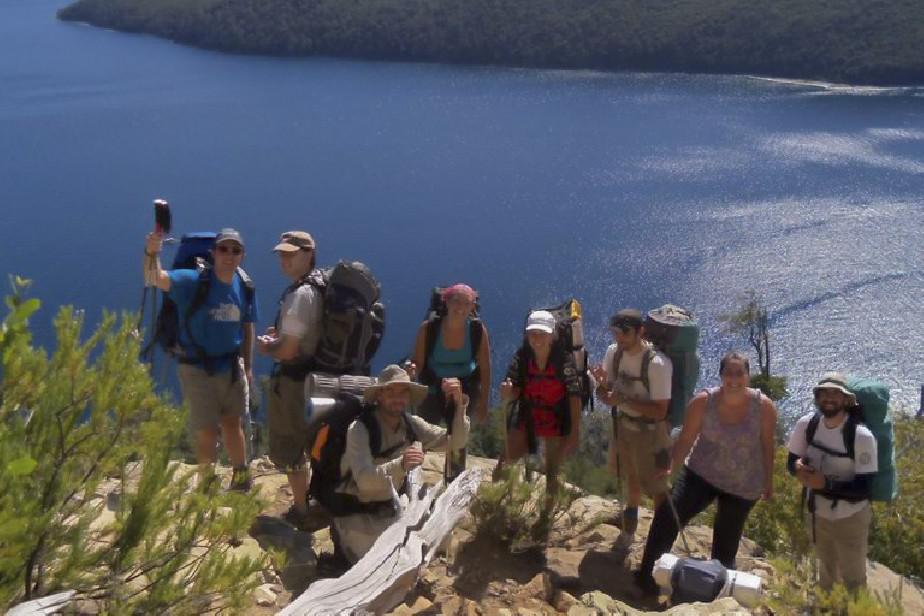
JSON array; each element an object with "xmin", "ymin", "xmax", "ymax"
[{"xmin": 142, "ymin": 225, "xmax": 883, "ymax": 598}]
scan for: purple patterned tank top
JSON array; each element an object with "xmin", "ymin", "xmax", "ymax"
[{"xmin": 686, "ymin": 387, "xmax": 764, "ymax": 501}]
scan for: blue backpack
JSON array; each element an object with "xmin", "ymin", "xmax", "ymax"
[{"xmin": 143, "ymin": 232, "xmax": 255, "ymax": 369}]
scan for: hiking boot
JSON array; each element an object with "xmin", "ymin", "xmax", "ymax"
[
  {"xmin": 316, "ymin": 551, "xmax": 351, "ymax": 577},
  {"xmin": 613, "ymin": 531, "xmax": 635, "ymax": 551},
  {"xmin": 633, "ymin": 570, "xmax": 659, "ymax": 598},
  {"xmin": 283, "ymin": 504, "xmax": 311, "ymax": 531},
  {"xmin": 228, "ymin": 467, "xmax": 253, "ymax": 493}
]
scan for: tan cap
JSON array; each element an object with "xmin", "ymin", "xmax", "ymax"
[
  {"xmin": 273, "ymin": 231, "xmax": 316, "ymax": 253},
  {"xmin": 813, "ymin": 372, "xmax": 857, "ymax": 406}
]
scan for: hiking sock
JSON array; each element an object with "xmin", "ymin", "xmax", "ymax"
[{"xmin": 622, "ymin": 506, "xmax": 639, "ymax": 535}]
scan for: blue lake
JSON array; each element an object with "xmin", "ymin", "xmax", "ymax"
[{"xmin": 2, "ymin": 0, "xmax": 923, "ymax": 420}]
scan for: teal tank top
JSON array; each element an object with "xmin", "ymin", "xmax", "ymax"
[{"xmin": 428, "ymin": 320, "xmax": 477, "ymax": 392}]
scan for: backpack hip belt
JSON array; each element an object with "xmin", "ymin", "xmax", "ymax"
[
  {"xmin": 614, "ymin": 408, "xmax": 661, "ymax": 430},
  {"xmin": 274, "ymin": 361, "xmax": 314, "ymax": 382},
  {"xmin": 179, "ymin": 348, "xmax": 242, "ymax": 381}
]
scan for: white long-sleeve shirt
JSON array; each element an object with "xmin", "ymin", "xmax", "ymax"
[{"xmin": 338, "ymin": 401, "xmax": 470, "ymax": 503}]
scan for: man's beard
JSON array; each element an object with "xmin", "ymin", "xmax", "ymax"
[{"xmin": 818, "ymin": 404, "xmax": 845, "ymax": 418}]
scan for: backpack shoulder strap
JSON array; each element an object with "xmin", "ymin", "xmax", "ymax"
[
  {"xmin": 424, "ymin": 317, "xmax": 442, "ymax": 362},
  {"xmin": 402, "ymin": 412, "xmax": 419, "ymax": 444},
  {"xmin": 612, "ymin": 347, "xmax": 623, "ymax": 382},
  {"xmin": 806, "ymin": 412, "xmax": 821, "ymax": 445},
  {"xmin": 843, "ymin": 411, "xmax": 860, "ymax": 460},
  {"xmin": 236, "ymin": 266, "xmax": 254, "ymax": 289},
  {"xmin": 640, "ymin": 346, "xmax": 653, "ymax": 394},
  {"xmin": 186, "ymin": 265, "xmax": 212, "ymax": 319},
  {"xmin": 469, "ymin": 318, "xmax": 484, "ymax": 361},
  {"xmin": 359, "ymin": 410, "xmax": 383, "ymax": 458},
  {"xmin": 236, "ymin": 267, "xmax": 255, "ymax": 311}
]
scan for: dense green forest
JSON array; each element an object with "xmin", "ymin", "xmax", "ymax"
[{"xmin": 58, "ymin": 0, "xmax": 924, "ymax": 85}]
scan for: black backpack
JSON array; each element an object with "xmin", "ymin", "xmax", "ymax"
[
  {"xmin": 310, "ymin": 261, "xmax": 385, "ymax": 376},
  {"xmin": 418, "ymin": 286, "xmax": 484, "ymax": 388},
  {"xmin": 143, "ymin": 232, "xmax": 255, "ymax": 371},
  {"xmin": 533, "ymin": 298, "xmax": 592, "ymax": 409},
  {"xmin": 308, "ymin": 394, "xmax": 418, "ymax": 516}
]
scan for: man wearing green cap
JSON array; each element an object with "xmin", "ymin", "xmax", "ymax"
[{"xmin": 787, "ymin": 372, "xmax": 878, "ymax": 592}]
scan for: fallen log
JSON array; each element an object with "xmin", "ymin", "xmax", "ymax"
[{"xmin": 280, "ymin": 468, "xmax": 483, "ymax": 615}]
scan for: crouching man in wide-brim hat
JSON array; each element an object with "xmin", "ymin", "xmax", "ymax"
[{"xmin": 331, "ymin": 364, "xmax": 470, "ymax": 565}]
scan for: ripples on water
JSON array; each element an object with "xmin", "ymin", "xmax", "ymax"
[{"xmin": 1, "ymin": 1, "xmax": 923, "ymax": 424}]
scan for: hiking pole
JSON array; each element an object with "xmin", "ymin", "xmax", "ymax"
[
  {"xmin": 138, "ymin": 199, "xmax": 172, "ymax": 350},
  {"xmin": 664, "ymin": 483, "xmax": 693, "ymax": 556}
]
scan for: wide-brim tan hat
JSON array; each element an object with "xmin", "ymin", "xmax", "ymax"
[
  {"xmin": 813, "ymin": 372, "xmax": 857, "ymax": 406},
  {"xmin": 363, "ymin": 364, "xmax": 428, "ymax": 406}
]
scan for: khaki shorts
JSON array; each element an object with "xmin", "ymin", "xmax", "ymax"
[
  {"xmin": 178, "ymin": 362, "xmax": 246, "ymax": 432},
  {"xmin": 267, "ymin": 373, "xmax": 310, "ymax": 472},
  {"xmin": 611, "ymin": 413, "xmax": 671, "ymax": 498}
]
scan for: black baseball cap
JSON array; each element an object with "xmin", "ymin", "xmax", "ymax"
[{"xmin": 609, "ymin": 308, "xmax": 643, "ymax": 329}]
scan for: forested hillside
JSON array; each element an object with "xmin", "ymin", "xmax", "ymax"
[{"xmin": 58, "ymin": 0, "xmax": 924, "ymax": 85}]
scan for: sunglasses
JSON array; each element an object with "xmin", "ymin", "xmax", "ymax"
[
  {"xmin": 609, "ymin": 324, "xmax": 634, "ymax": 334},
  {"xmin": 216, "ymin": 245, "xmax": 243, "ymax": 255}
]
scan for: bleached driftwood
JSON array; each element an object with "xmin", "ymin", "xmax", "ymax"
[
  {"xmin": 280, "ymin": 468, "xmax": 483, "ymax": 616},
  {"xmin": 6, "ymin": 591, "xmax": 77, "ymax": 616}
]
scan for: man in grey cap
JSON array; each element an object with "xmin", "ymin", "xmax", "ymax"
[
  {"xmin": 144, "ymin": 227, "xmax": 258, "ymax": 490},
  {"xmin": 257, "ymin": 231, "xmax": 324, "ymax": 528},
  {"xmin": 787, "ymin": 372, "xmax": 878, "ymax": 592},
  {"xmin": 331, "ymin": 364, "xmax": 470, "ymax": 564}
]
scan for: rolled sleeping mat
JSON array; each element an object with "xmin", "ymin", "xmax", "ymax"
[
  {"xmin": 306, "ymin": 372, "xmax": 377, "ymax": 399},
  {"xmin": 652, "ymin": 553, "xmax": 762, "ymax": 608},
  {"xmin": 303, "ymin": 372, "xmax": 377, "ymax": 439}
]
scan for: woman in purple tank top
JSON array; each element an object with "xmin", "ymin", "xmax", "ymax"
[{"xmin": 635, "ymin": 352, "xmax": 778, "ymax": 595}]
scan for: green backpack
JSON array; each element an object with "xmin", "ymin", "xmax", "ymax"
[
  {"xmin": 643, "ymin": 305, "xmax": 701, "ymax": 427},
  {"xmin": 847, "ymin": 377, "xmax": 898, "ymax": 502}
]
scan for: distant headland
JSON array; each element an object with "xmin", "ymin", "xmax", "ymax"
[{"xmin": 58, "ymin": 0, "xmax": 924, "ymax": 86}]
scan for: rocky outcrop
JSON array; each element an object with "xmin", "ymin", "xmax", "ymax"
[{"xmin": 60, "ymin": 453, "xmax": 924, "ymax": 614}]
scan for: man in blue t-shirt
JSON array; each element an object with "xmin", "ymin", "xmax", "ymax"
[{"xmin": 144, "ymin": 228, "xmax": 258, "ymax": 490}]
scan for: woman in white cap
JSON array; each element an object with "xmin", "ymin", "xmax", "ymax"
[{"xmin": 495, "ymin": 310, "xmax": 582, "ymax": 509}]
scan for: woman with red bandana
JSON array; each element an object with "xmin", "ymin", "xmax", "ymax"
[{"xmin": 412, "ymin": 283, "xmax": 491, "ymax": 425}]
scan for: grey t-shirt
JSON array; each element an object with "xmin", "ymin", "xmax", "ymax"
[{"xmin": 278, "ymin": 283, "xmax": 323, "ymax": 362}]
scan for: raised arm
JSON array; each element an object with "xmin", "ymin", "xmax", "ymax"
[{"xmin": 143, "ymin": 232, "xmax": 171, "ymax": 291}]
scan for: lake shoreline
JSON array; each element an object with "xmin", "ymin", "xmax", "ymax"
[{"xmin": 56, "ymin": 0, "xmax": 924, "ymax": 88}]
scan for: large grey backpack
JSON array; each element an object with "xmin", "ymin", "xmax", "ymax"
[{"xmin": 312, "ymin": 261, "xmax": 385, "ymax": 376}]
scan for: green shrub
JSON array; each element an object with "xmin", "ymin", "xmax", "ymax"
[
  {"xmin": 470, "ymin": 464, "xmax": 576, "ymax": 547},
  {"xmin": 0, "ymin": 280, "xmax": 265, "ymax": 613},
  {"xmin": 766, "ymin": 557, "xmax": 904, "ymax": 615}
]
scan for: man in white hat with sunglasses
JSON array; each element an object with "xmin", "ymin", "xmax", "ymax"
[
  {"xmin": 787, "ymin": 372, "xmax": 878, "ymax": 592},
  {"xmin": 332, "ymin": 364, "xmax": 470, "ymax": 564}
]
